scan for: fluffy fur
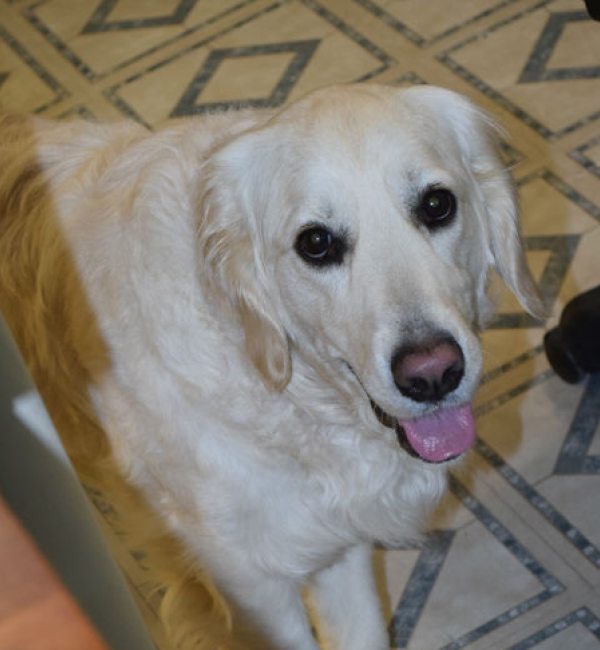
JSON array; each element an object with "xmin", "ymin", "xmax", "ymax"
[{"xmin": 0, "ymin": 85, "xmax": 543, "ymax": 650}]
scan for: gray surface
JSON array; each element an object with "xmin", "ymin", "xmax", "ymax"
[{"xmin": 0, "ymin": 313, "xmax": 156, "ymax": 650}]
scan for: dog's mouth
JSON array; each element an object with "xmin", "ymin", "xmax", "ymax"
[{"xmin": 370, "ymin": 399, "xmax": 475, "ymax": 463}]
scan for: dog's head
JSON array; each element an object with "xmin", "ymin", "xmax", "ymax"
[{"xmin": 197, "ymin": 84, "xmax": 543, "ymax": 462}]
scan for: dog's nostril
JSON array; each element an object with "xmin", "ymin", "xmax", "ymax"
[
  {"xmin": 406, "ymin": 377, "xmax": 431, "ymax": 401},
  {"xmin": 442, "ymin": 365, "xmax": 463, "ymax": 393},
  {"xmin": 392, "ymin": 336, "xmax": 465, "ymax": 404}
]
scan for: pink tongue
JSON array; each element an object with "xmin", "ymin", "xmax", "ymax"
[{"xmin": 400, "ymin": 404, "xmax": 475, "ymax": 462}]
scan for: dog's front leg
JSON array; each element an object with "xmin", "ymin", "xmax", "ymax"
[
  {"xmin": 217, "ymin": 570, "xmax": 321, "ymax": 650},
  {"xmin": 311, "ymin": 544, "xmax": 389, "ymax": 650}
]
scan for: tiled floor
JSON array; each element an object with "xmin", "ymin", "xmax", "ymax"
[{"xmin": 2, "ymin": 1, "xmax": 600, "ymax": 649}]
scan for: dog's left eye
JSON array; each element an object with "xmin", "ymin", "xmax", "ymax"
[
  {"xmin": 418, "ymin": 188, "xmax": 457, "ymax": 228},
  {"xmin": 295, "ymin": 226, "xmax": 346, "ymax": 266}
]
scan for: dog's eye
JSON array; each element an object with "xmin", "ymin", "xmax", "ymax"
[
  {"xmin": 295, "ymin": 226, "xmax": 345, "ymax": 266},
  {"xmin": 419, "ymin": 188, "xmax": 457, "ymax": 228}
]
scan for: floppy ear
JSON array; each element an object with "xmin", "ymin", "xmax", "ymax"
[
  {"xmin": 407, "ymin": 87, "xmax": 546, "ymax": 320},
  {"xmin": 196, "ymin": 130, "xmax": 292, "ymax": 391},
  {"xmin": 475, "ymin": 154, "xmax": 546, "ymax": 320}
]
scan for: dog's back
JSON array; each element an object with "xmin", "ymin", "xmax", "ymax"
[
  {"xmin": 0, "ymin": 113, "xmax": 240, "ymax": 648},
  {"xmin": 0, "ymin": 114, "xmax": 141, "ymax": 463}
]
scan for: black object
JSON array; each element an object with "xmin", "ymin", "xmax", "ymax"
[
  {"xmin": 544, "ymin": 285, "xmax": 600, "ymax": 383},
  {"xmin": 585, "ymin": 0, "xmax": 600, "ymax": 21}
]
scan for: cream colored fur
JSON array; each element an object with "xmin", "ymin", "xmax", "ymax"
[{"xmin": 0, "ymin": 85, "xmax": 542, "ymax": 650}]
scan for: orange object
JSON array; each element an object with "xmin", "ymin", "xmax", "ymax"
[{"xmin": 0, "ymin": 496, "xmax": 111, "ymax": 650}]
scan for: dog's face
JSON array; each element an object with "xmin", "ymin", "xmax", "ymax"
[{"xmin": 198, "ymin": 85, "xmax": 543, "ymax": 462}]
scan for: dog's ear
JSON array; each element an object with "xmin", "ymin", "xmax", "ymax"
[
  {"xmin": 196, "ymin": 129, "xmax": 292, "ymax": 392},
  {"xmin": 404, "ymin": 87, "xmax": 546, "ymax": 320},
  {"xmin": 473, "ymin": 153, "xmax": 547, "ymax": 320}
]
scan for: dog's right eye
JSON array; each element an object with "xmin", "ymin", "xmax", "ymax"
[
  {"xmin": 295, "ymin": 226, "xmax": 346, "ymax": 267},
  {"xmin": 418, "ymin": 188, "xmax": 457, "ymax": 229}
]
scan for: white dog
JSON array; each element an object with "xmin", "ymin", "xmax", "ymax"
[{"xmin": 0, "ymin": 84, "xmax": 543, "ymax": 650}]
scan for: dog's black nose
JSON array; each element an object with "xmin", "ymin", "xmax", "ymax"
[{"xmin": 392, "ymin": 335, "xmax": 465, "ymax": 403}]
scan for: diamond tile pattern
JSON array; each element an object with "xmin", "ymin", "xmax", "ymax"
[
  {"xmin": 1, "ymin": 0, "xmax": 600, "ymax": 648},
  {"xmin": 81, "ymin": 0, "xmax": 200, "ymax": 33},
  {"xmin": 518, "ymin": 10, "xmax": 600, "ymax": 83},
  {"xmin": 170, "ymin": 39, "xmax": 321, "ymax": 115}
]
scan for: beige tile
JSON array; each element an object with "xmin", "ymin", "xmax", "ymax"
[
  {"xmin": 528, "ymin": 625, "xmax": 600, "ymax": 650},
  {"xmin": 475, "ymin": 349, "xmax": 552, "ymax": 438},
  {"xmin": 199, "ymin": 52, "xmax": 296, "ymax": 104},
  {"xmin": 584, "ymin": 141, "xmax": 600, "ymax": 168},
  {"xmin": 0, "ymin": 60, "xmax": 61, "ymax": 112},
  {"xmin": 589, "ymin": 421, "xmax": 600, "ymax": 456},
  {"xmin": 477, "ymin": 374, "xmax": 585, "ymax": 484},
  {"xmin": 408, "ymin": 520, "xmax": 544, "ymax": 650},
  {"xmin": 42, "ymin": 91, "xmax": 132, "ymax": 121},
  {"xmin": 30, "ymin": 0, "xmax": 98, "ymax": 43},
  {"xmin": 471, "ymin": 454, "xmax": 600, "ymax": 591},
  {"xmin": 375, "ymin": 546, "xmax": 421, "ymax": 621},
  {"xmin": 478, "ymin": 325, "xmax": 545, "ymax": 376},
  {"xmin": 74, "ymin": 28, "xmax": 185, "ymax": 75},
  {"xmin": 429, "ymin": 487, "xmax": 477, "ymax": 531},
  {"xmin": 546, "ymin": 19, "xmax": 600, "ymax": 71},
  {"xmin": 450, "ymin": 10, "xmax": 543, "ymax": 91},
  {"xmin": 213, "ymin": 1, "xmax": 337, "ymax": 47},
  {"xmin": 555, "ymin": 228, "xmax": 600, "ymax": 318},
  {"xmin": 26, "ymin": 0, "xmax": 246, "ymax": 79},
  {"xmin": 116, "ymin": 46, "xmax": 211, "ymax": 125},
  {"xmin": 538, "ymin": 476, "xmax": 600, "ymax": 554},
  {"xmin": 519, "ymin": 174, "xmax": 600, "ymax": 236},
  {"xmin": 588, "ymin": 593, "xmax": 600, "ymax": 619},
  {"xmin": 107, "ymin": 0, "xmax": 192, "ymax": 23},
  {"xmin": 551, "ymin": 0, "xmax": 595, "ymax": 8},
  {"xmin": 488, "ymin": 598, "xmax": 600, "ymax": 650},
  {"xmin": 208, "ymin": 0, "xmax": 384, "ymax": 100},
  {"xmin": 447, "ymin": 0, "xmax": 600, "ymax": 136},
  {"xmin": 0, "ymin": 28, "xmax": 66, "ymax": 112},
  {"xmin": 113, "ymin": 1, "xmax": 385, "ymax": 127},
  {"xmin": 285, "ymin": 31, "xmax": 385, "ymax": 102},
  {"xmin": 316, "ymin": 0, "xmax": 420, "ymax": 61},
  {"xmin": 507, "ymin": 81, "xmax": 600, "ymax": 137},
  {"xmin": 373, "ymin": 0, "xmax": 514, "ymax": 42}
]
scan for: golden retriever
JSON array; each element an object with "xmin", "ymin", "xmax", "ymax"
[{"xmin": 0, "ymin": 84, "xmax": 543, "ymax": 650}]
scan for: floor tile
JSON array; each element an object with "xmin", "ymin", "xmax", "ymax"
[
  {"xmin": 439, "ymin": 0, "xmax": 600, "ymax": 139},
  {"xmin": 108, "ymin": 0, "xmax": 390, "ymax": 127},
  {"xmin": 23, "ymin": 0, "xmax": 250, "ymax": 81}
]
